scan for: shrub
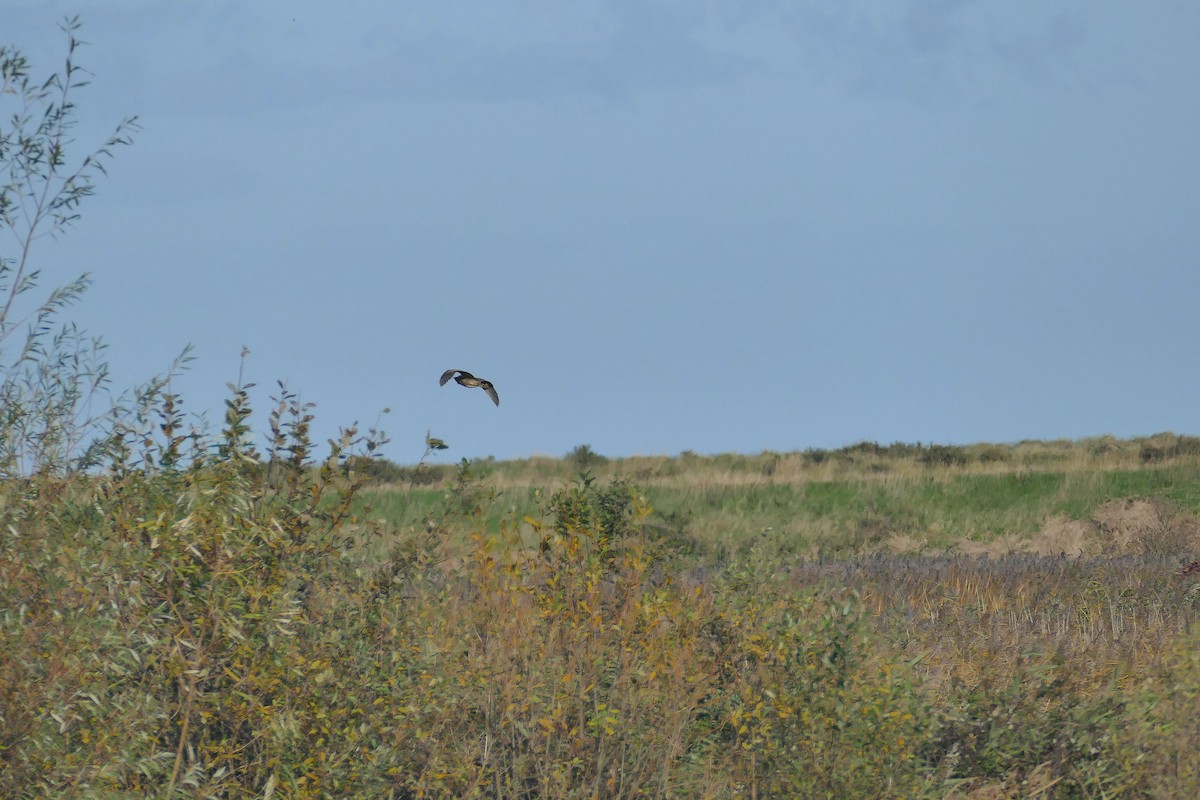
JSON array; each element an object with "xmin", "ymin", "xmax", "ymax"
[
  {"xmin": 703, "ymin": 546, "xmax": 934, "ymax": 797},
  {"xmin": 543, "ymin": 475, "xmax": 642, "ymax": 567},
  {"xmin": 0, "ymin": 18, "xmax": 138, "ymax": 477},
  {"xmin": 921, "ymin": 444, "xmax": 969, "ymax": 467},
  {"xmin": 977, "ymin": 445, "xmax": 1009, "ymax": 464},
  {"xmin": 1, "ymin": 378, "xmax": 400, "ymax": 797},
  {"xmin": 1176, "ymin": 435, "xmax": 1200, "ymax": 457},
  {"xmin": 1108, "ymin": 624, "xmax": 1200, "ymax": 798},
  {"xmin": 567, "ymin": 443, "xmax": 607, "ymax": 471},
  {"xmin": 841, "ymin": 440, "xmax": 886, "ymax": 459},
  {"xmin": 805, "ymin": 447, "xmax": 830, "ymax": 465},
  {"xmin": 1140, "ymin": 444, "xmax": 1167, "ymax": 463},
  {"xmin": 925, "ymin": 658, "xmax": 1127, "ymax": 791},
  {"xmin": 342, "ymin": 454, "xmax": 447, "ymax": 485}
]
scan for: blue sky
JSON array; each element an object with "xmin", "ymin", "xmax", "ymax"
[{"xmin": 6, "ymin": 1, "xmax": 1199, "ymax": 463}]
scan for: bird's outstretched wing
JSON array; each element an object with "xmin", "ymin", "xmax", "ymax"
[
  {"xmin": 439, "ymin": 369, "xmax": 463, "ymax": 386},
  {"xmin": 481, "ymin": 381, "xmax": 500, "ymax": 406}
]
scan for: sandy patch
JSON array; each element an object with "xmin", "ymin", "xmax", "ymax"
[
  {"xmin": 1090, "ymin": 498, "xmax": 1200, "ymax": 556},
  {"xmin": 1031, "ymin": 515, "xmax": 1096, "ymax": 556}
]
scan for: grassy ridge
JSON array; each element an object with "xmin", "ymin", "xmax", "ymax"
[{"xmin": 358, "ymin": 437, "xmax": 1200, "ymax": 553}]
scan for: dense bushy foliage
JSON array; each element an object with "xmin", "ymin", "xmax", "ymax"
[
  {"xmin": 10, "ymin": 428, "xmax": 1200, "ymax": 798},
  {"xmin": 0, "ymin": 423, "xmax": 936, "ymax": 798}
]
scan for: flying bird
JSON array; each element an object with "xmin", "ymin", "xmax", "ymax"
[{"xmin": 439, "ymin": 369, "xmax": 499, "ymax": 406}]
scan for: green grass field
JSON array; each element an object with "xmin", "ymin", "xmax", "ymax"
[{"xmin": 356, "ymin": 435, "xmax": 1200, "ymax": 555}]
